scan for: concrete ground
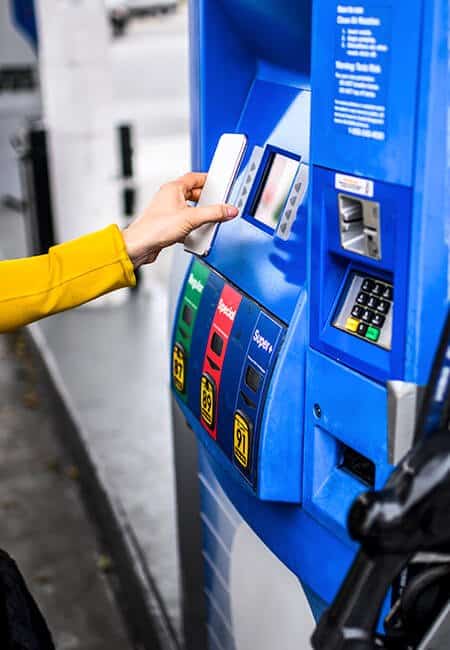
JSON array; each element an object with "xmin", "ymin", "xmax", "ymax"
[{"xmin": 0, "ymin": 331, "xmax": 133, "ymax": 650}]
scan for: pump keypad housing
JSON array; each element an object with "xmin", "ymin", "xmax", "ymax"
[{"xmin": 333, "ymin": 273, "xmax": 394, "ymax": 349}]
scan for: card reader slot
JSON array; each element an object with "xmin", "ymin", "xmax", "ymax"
[{"xmin": 339, "ymin": 194, "xmax": 381, "ymax": 260}]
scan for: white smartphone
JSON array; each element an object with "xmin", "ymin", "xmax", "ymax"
[{"xmin": 184, "ymin": 133, "xmax": 248, "ymax": 257}]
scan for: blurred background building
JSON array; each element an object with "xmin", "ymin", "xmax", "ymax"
[{"xmin": 0, "ymin": 1, "xmax": 189, "ymax": 648}]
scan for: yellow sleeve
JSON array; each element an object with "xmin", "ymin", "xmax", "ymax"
[{"xmin": 0, "ymin": 224, "xmax": 136, "ymax": 333}]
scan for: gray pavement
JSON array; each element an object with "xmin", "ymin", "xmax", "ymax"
[{"xmin": 0, "ymin": 331, "xmax": 133, "ymax": 650}]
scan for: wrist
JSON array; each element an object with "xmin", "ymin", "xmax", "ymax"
[{"xmin": 122, "ymin": 226, "xmax": 159, "ymax": 269}]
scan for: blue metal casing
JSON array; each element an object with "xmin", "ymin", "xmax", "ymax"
[{"xmin": 172, "ymin": 0, "xmax": 449, "ymax": 645}]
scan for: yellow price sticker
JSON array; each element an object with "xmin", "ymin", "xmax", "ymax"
[
  {"xmin": 200, "ymin": 374, "xmax": 215, "ymax": 429},
  {"xmin": 172, "ymin": 343, "xmax": 186, "ymax": 393},
  {"xmin": 234, "ymin": 412, "xmax": 251, "ymax": 469}
]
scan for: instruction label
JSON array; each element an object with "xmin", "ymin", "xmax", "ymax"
[{"xmin": 333, "ymin": 4, "xmax": 391, "ymax": 141}]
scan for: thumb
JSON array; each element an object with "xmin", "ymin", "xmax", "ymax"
[{"xmin": 187, "ymin": 204, "xmax": 238, "ymax": 229}]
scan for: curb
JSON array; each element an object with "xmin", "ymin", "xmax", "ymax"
[{"xmin": 26, "ymin": 323, "xmax": 181, "ymax": 650}]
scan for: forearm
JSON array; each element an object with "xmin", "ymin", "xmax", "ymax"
[{"xmin": 0, "ymin": 225, "xmax": 135, "ymax": 332}]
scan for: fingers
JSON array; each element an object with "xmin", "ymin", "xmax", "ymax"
[
  {"xmin": 186, "ymin": 204, "xmax": 238, "ymax": 229},
  {"xmin": 176, "ymin": 172, "xmax": 207, "ymax": 196},
  {"xmin": 189, "ymin": 188, "xmax": 202, "ymax": 203}
]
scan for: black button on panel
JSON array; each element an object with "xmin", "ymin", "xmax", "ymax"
[
  {"xmin": 367, "ymin": 296, "xmax": 379, "ymax": 310},
  {"xmin": 382, "ymin": 285, "xmax": 393, "ymax": 301},
  {"xmin": 377, "ymin": 300, "xmax": 391, "ymax": 315},
  {"xmin": 361, "ymin": 309, "xmax": 374, "ymax": 323},
  {"xmin": 211, "ymin": 332, "xmax": 224, "ymax": 356},
  {"xmin": 372, "ymin": 282, "xmax": 384, "ymax": 296},
  {"xmin": 357, "ymin": 322, "xmax": 368, "ymax": 336},
  {"xmin": 371, "ymin": 312, "xmax": 385, "ymax": 328},
  {"xmin": 356, "ymin": 292, "xmax": 369, "ymax": 306},
  {"xmin": 182, "ymin": 304, "xmax": 193, "ymax": 326},
  {"xmin": 361, "ymin": 278, "xmax": 375, "ymax": 293},
  {"xmin": 245, "ymin": 365, "xmax": 261, "ymax": 393},
  {"xmin": 351, "ymin": 305, "xmax": 363, "ymax": 319}
]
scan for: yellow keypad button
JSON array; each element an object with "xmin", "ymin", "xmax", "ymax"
[{"xmin": 345, "ymin": 317, "xmax": 360, "ymax": 333}]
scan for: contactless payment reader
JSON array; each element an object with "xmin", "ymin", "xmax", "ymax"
[{"xmin": 170, "ymin": 2, "xmax": 449, "ymax": 649}]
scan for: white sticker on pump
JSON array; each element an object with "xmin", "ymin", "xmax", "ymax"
[{"xmin": 335, "ymin": 173, "xmax": 374, "ymax": 198}]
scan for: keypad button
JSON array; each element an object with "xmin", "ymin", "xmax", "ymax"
[
  {"xmin": 367, "ymin": 296, "xmax": 379, "ymax": 310},
  {"xmin": 372, "ymin": 282, "xmax": 384, "ymax": 296},
  {"xmin": 356, "ymin": 292, "xmax": 369, "ymax": 306},
  {"xmin": 371, "ymin": 312, "xmax": 385, "ymax": 328},
  {"xmin": 357, "ymin": 322, "xmax": 368, "ymax": 336},
  {"xmin": 345, "ymin": 317, "xmax": 359, "ymax": 333},
  {"xmin": 382, "ymin": 285, "xmax": 393, "ymax": 301},
  {"xmin": 366, "ymin": 326, "xmax": 380, "ymax": 342},
  {"xmin": 361, "ymin": 278, "xmax": 375, "ymax": 293},
  {"xmin": 377, "ymin": 300, "xmax": 391, "ymax": 315},
  {"xmin": 351, "ymin": 305, "xmax": 363, "ymax": 319},
  {"xmin": 361, "ymin": 309, "xmax": 374, "ymax": 323}
]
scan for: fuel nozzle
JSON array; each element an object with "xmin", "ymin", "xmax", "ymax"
[{"xmin": 312, "ymin": 431, "xmax": 450, "ymax": 650}]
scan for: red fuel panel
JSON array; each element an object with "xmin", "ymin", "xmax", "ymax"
[{"xmin": 200, "ymin": 284, "xmax": 242, "ymax": 439}]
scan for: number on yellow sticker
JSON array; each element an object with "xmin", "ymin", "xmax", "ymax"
[
  {"xmin": 172, "ymin": 343, "xmax": 186, "ymax": 393},
  {"xmin": 234, "ymin": 412, "xmax": 251, "ymax": 469},
  {"xmin": 200, "ymin": 374, "xmax": 216, "ymax": 429}
]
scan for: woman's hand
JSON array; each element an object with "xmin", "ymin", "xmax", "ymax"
[{"xmin": 122, "ymin": 172, "xmax": 238, "ymax": 268}]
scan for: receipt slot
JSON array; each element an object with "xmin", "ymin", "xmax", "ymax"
[{"xmin": 170, "ymin": 2, "xmax": 449, "ymax": 649}]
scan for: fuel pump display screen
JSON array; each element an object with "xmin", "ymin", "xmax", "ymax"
[{"xmin": 251, "ymin": 153, "xmax": 298, "ymax": 229}]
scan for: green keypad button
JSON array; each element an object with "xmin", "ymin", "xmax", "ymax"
[{"xmin": 365, "ymin": 326, "xmax": 380, "ymax": 342}]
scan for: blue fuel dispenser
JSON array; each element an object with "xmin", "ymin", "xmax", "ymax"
[{"xmin": 171, "ymin": 1, "xmax": 449, "ymax": 648}]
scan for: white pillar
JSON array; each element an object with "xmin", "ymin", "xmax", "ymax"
[{"xmin": 35, "ymin": 0, "xmax": 121, "ymax": 245}]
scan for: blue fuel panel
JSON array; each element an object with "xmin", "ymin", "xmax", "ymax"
[
  {"xmin": 173, "ymin": 263, "xmax": 287, "ymax": 491},
  {"xmin": 173, "ymin": 0, "xmax": 449, "ymax": 646}
]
